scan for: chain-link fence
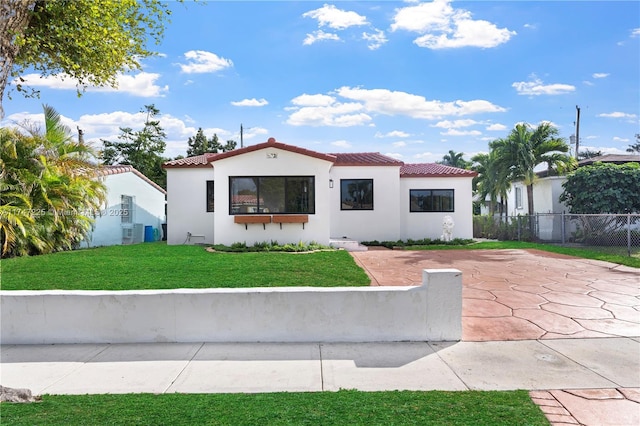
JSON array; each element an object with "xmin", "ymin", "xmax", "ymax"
[{"xmin": 474, "ymin": 213, "xmax": 640, "ymax": 257}]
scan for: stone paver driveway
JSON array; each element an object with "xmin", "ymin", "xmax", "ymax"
[{"xmin": 351, "ymin": 248, "xmax": 639, "ymax": 342}]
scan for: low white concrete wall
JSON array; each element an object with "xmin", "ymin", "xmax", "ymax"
[{"xmin": 0, "ymin": 269, "xmax": 462, "ymax": 344}]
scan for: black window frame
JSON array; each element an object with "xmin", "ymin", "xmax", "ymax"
[
  {"xmin": 409, "ymin": 189, "xmax": 455, "ymax": 213},
  {"xmin": 340, "ymin": 179, "xmax": 374, "ymax": 211},
  {"xmin": 206, "ymin": 180, "xmax": 215, "ymax": 212},
  {"xmin": 229, "ymin": 176, "xmax": 315, "ymax": 215}
]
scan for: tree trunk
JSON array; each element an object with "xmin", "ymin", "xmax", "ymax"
[
  {"xmin": 526, "ymin": 183, "xmax": 534, "ymax": 215},
  {"xmin": 0, "ymin": 0, "xmax": 37, "ymax": 119},
  {"xmin": 527, "ymin": 183, "xmax": 535, "ymax": 239}
]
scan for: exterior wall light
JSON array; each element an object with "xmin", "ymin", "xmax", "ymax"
[{"xmin": 329, "ymin": 179, "xmax": 334, "ymax": 188}]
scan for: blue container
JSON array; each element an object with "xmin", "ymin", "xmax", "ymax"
[{"xmin": 144, "ymin": 225, "xmax": 154, "ymax": 242}]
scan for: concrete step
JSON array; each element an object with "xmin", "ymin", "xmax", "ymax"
[{"xmin": 329, "ymin": 238, "xmax": 368, "ymax": 252}]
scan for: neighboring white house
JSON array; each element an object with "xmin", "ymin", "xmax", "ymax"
[
  {"xmin": 163, "ymin": 138, "xmax": 476, "ymax": 247},
  {"xmin": 490, "ymin": 154, "xmax": 640, "ymax": 241},
  {"xmin": 505, "ymin": 154, "xmax": 640, "ymax": 217},
  {"xmin": 83, "ymin": 165, "xmax": 167, "ymax": 247}
]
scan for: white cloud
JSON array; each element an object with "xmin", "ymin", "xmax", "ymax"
[
  {"xmin": 15, "ymin": 72, "xmax": 168, "ymax": 97},
  {"xmin": 384, "ymin": 152, "xmax": 404, "ymax": 160},
  {"xmin": 592, "ymin": 73, "xmax": 609, "ymax": 79},
  {"xmin": 303, "ymin": 4, "xmax": 367, "ymax": 30},
  {"xmin": 613, "ymin": 136, "xmax": 630, "ymax": 142},
  {"xmin": 303, "ymin": 30, "xmax": 341, "ymax": 45},
  {"xmin": 286, "ymin": 86, "xmax": 505, "ymax": 128},
  {"xmin": 336, "ymin": 86, "xmax": 505, "ymax": 119},
  {"xmin": 287, "ymin": 86, "xmax": 505, "ymax": 127},
  {"xmin": 583, "ymin": 80, "xmax": 594, "ymax": 86},
  {"xmin": 376, "ymin": 130, "xmax": 410, "ymax": 138},
  {"xmin": 512, "ymin": 77, "xmax": 575, "ymax": 96},
  {"xmin": 286, "ymin": 98, "xmax": 371, "ymax": 127},
  {"xmin": 178, "ymin": 50, "xmax": 233, "ymax": 73},
  {"xmin": 291, "ymin": 93, "xmax": 337, "ymax": 106},
  {"xmin": 631, "ymin": 28, "xmax": 640, "ymax": 37},
  {"xmin": 598, "ymin": 111, "xmax": 637, "ymax": 119},
  {"xmin": 331, "ymin": 140, "xmax": 352, "ymax": 148},
  {"xmin": 582, "ymin": 145, "xmax": 628, "ymax": 155},
  {"xmin": 486, "ymin": 123, "xmax": 507, "ymax": 131},
  {"xmin": 523, "ymin": 23, "xmax": 537, "ymax": 30},
  {"xmin": 241, "ymin": 127, "xmax": 269, "ymax": 140},
  {"xmin": 231, "ymin": 98, "xmax": 269, "ymax": 107},
  {"xmin": 362, "ymin": 29, "xmax": 388, "ymax": 50},
  {"xmin": 412, "ymin": 151, "xmax": 440, "ymax": 163},
  {"xmin": 440, "ymin": 129, "xmax": 482, "ymax": 136},
  {"xmin": 392, "ymin": 141, "xmax": 407, "ymax": 147},
  {"xmin": 391, "ymin": 0, "xmax": 515, "ymax": 49},
  {"xmin": 432, "ymin": 119, "xmax": 478, "ymax": 128}
]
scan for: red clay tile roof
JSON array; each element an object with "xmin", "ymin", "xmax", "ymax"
[
  {"xmin": 163, "ymin": 153, "xmax": 219, "ymax": 168},
  {"xmin": 161, "ymin": 138, "xmax": 476, "ymax": 178},
  {"xmin": 400, "ymin": 163, "xmax": 477, "ymax": 178},
  {"xmin": 98, "ymin": 165, "xmax": 167, "ymax": 195},
  {"xmin": 330, "ymin": 152, "xmax": 404, "ymax": 166},
  {"xmin": 163, "ymin": 138, "xmax": 336, "ymax": 168}
]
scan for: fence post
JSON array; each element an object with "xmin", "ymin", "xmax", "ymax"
[
  {"xmin": 517, "ymin": 216, "xmax": 521, "ymax": 241},
  {"xmin": 628, "ymin": 214, "xmax": 632, "ymax": 257},
  {"xmin": 561, "ymin": 211, "xmax": 566, "ymax": 245}
]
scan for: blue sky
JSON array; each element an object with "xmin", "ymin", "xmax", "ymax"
[{"xmin": 3, "ymin": 0, "xmax": 639, "ymax": 163}]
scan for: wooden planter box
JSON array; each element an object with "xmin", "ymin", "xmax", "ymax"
[
  {"xmin": 234, "ymin": 215, "xmax": 271, "ymax": 229},
  {"xmin": 272, "ymin": 215, "xmax": 309, "ymax": 229}
]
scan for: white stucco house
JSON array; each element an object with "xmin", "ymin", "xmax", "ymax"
[
  {"xmin": 162, "ymin": 138, "xmax": 476, "ymax": 248},
  {"xmin": 505, "ymin": 154, "xmax": 640, "ymax": 217},
  {"xmin": 83, "ymin": 165, "xmax": 167, "ymax": 247},
  {"xmin": 492, "ymin": 154, "xmax": 640, "ymax": 241}
]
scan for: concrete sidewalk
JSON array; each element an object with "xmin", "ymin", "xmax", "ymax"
[
  {"xmin": 2, "ymin": 338, "xmax": 638, "ymax": 395},
  {"xmin": 2, "ymin": 339, "xmax": 640, "ymax": 424}
]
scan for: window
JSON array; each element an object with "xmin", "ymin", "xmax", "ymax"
[
  {"xmin": 409, "ymin": 189, "xmax": 454, "ymax": 212},
  {"xmin": 340, "ymin": 179, "xmax": 373, "ymax": 210},
  {"xmin": 515, "ymin": 187, "xmax": 523, "ymax": 209},
  {"xmin": 229, "ymin": 176, "xmax": 315, "ymax": 214},
  {"xmin": 206, "ymin": 181, "xmax": 215, "ymax": 212},
  {"xmin": 121, "ymin": 195, "xmax": 133, "ymax": 223}
]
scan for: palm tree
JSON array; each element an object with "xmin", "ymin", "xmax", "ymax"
[
  {"xmin": 1, "ymin": 105, "xmax": 106, "ymax": 257},
  {"xmin": 493, "ymin": 122, "xmax": 575, "ymax": 216},
  {"xmin": 440, "ymin": 150, "xmax": 470, "ymax": 169},
  {"xmin": 472, "ymin": 149, "xmax": 510, "ymax": 219}
]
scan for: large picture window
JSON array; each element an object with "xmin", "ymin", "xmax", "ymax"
[
  {"xmin": 206, "ymin": 181, "xmax": 215, "ymax": 212},
  {"xmin": 410, "ymin": 189, "xmax": 454, "ymax": 212},
  {"xmin": 229, "ymin": 176, "xmax": 315, "ymax": 214},
  {"xmin": 340, "ymin": 179, "xmax": 373, "ymax": 210}
]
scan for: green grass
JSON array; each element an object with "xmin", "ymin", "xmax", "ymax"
[
  {"xmin": 404, "ymin": 240, "xmax": 640, "ymax": 269},
  {"xmin": 0, "ymin": 243, "xmax": 370, "ymax": 290},
  {"xmin": 0, "ymin": 390, "xmax": 549, "ymax": 426}
]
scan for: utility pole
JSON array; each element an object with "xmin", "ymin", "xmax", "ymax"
[
  {"xmin": 240, "ymin": 123, "xmax": 243, "ymax": 148},
  {"xmin": 575, "ymin": 105, "xmax": 580, "ymax": 160}
]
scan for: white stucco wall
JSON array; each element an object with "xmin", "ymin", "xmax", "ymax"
[
  {"xmin": 213, "ymin": 147, "xmax": 333, "ymax": 246},
  {"xmin": 329, "ymin": 166, "xmax": 402, "ymax": 242},
  {"xmin": 399, "ymin": 176, "xmax": 474, "ymax": 240},
  {"xmin": 507, "ymin": 177, "xmax": 569, "ymax": 216},
  {"xmin": 0, "ymin": 269, "xmax": 462, "ymax": 344},
  {"xmin": 85, "ymin": 172, "xmax": 166, "ymax": 247},
  {"xmin": 166, "ymin": 168, "xmax": 215, "ymax": 245}
]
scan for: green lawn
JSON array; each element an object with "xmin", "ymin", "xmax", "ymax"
[
  {"xmin": 405, "ymin": 240, "xmax": 640, "ymax": 269},
  {"xmin": 0, "ymin": 390, "xmax": 549, "ymax": 426},
  {"xmin": 0, "ymin": 243, "xmax": 370, "ymax": 290}
]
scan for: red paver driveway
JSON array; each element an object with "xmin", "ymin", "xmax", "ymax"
[{"xmin": 351, "ymin": 249, "xmax": 640, "ymax": 342}]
